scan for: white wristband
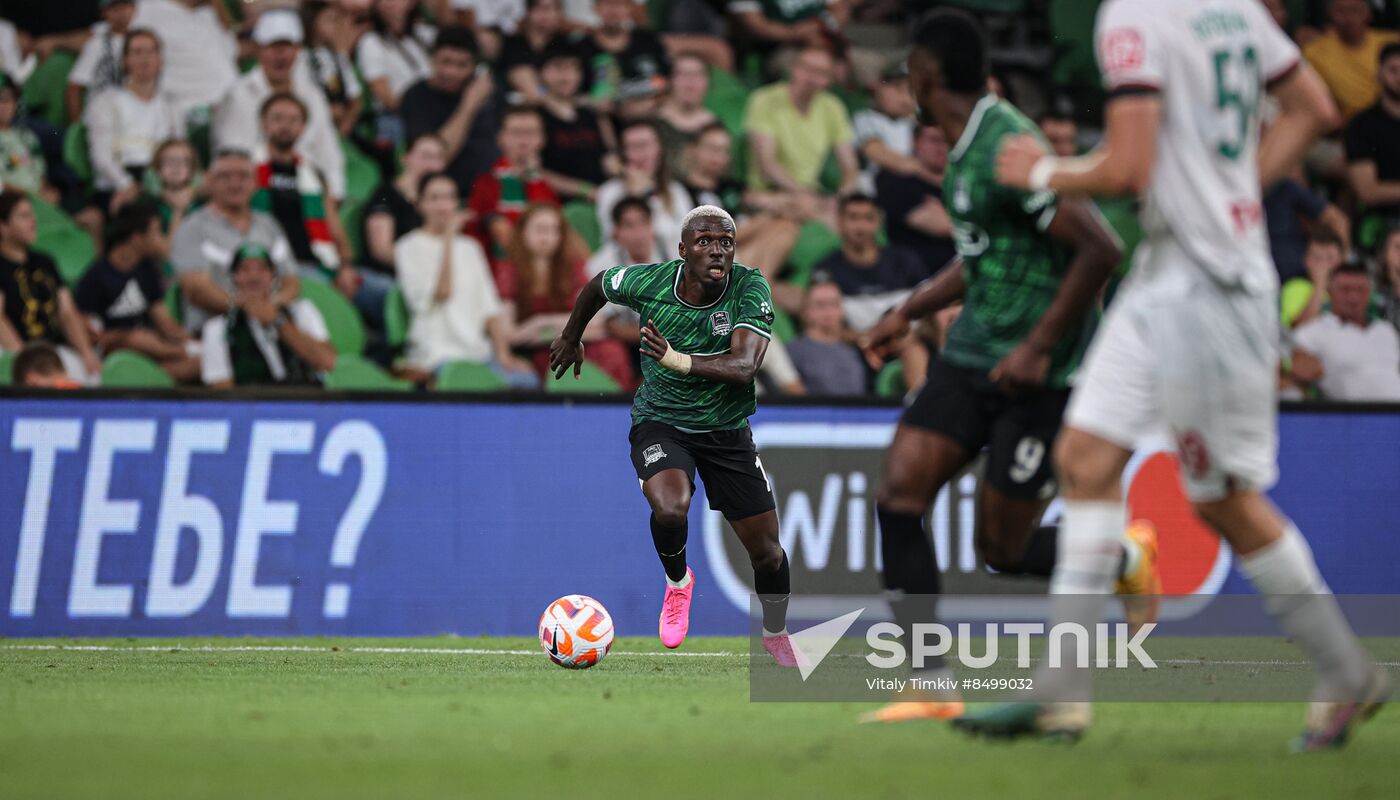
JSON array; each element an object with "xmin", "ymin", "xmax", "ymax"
[
  {"xmin": 1028, "ymin": 157, "xmax": 1059, "ymax": 192},
  {"xmin": 658, "ymin": 348, "xmax": 692, "ymax": 375}
]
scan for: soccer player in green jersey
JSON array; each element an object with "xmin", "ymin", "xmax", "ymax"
[
  {"xmin": 549, "ymin": 205, "xmax": 798, "ymax": 667},
  {"xmin": 856, "ymin": 9, "xmax": 1159, "ymax": 723}
]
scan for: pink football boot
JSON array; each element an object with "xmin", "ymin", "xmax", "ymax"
[{"xmin": 659, "ymin": 568, "xmax": 695, "ymax": 649}]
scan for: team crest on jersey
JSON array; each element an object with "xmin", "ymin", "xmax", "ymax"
[
  {"xmin": 710, "ymin": 310, "xmax": 733, "ymax": 336},
  {"xmin": 643, "ymin": 444, "xmax": 667, "ymax": 466},
  {"xmin": 1099, "ymin": 28, "xmax": 1146, "ymax": 80}
]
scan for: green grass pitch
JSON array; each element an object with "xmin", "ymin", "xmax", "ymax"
[{"xmin": 2, "ymin": 637, "xmax": 1397, "ymax": 800}]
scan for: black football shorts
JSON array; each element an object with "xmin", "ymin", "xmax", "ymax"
[{"xmin": 628, "ymin": 421, "xmax": 777, "ymax": 520}]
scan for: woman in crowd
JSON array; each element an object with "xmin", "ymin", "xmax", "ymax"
[
  {"xmin": 305, "ymin": 0, "xmax": 367, "ymax": 138},
  {"xmin": 497, "ymin": 0, "xmax": 567, "ymax": 103},
  {"xmin": 594, "ymin": 119, "xmax": 689, "ymax": 252},
  {"xmin": 85, "ymin": 29, "xmax": 185, "ymax": 215},
  {"xmin": 537, "ymin": 47, "xmax": 619, "ymax": 202},
  {"xmin": 358, "ymin": 0, "xmax": 434, "ymax": 146},
  {"xmin": 394, "ymin": 172, "xmax": 537, "ymax": 387},
  {"xmin": 495, "ymin": 203, "xmax": 635, "ymax": 389},
  {"xmin": 363, "ymin": 132, "xmax": 445, "ymax": 274},
  {"xmin": 654, "ymin": 52, "xmax": 717, "ymax": 170}
]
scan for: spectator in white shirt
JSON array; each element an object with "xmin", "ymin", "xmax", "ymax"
[
  {"xmin": 852, "ymin": 63, "xmax": 917, "ymax": 193},
  {"xmin": 85, "ymin": 29, "xmax": 186, "ymax": 214},
  {"xmin": 358, "ymin": 0, "xmax": 435, "ymax": 145},
  {"xmin": 201, "ymin": 243, "xmax": 337, "ymax": 388},
  {"xmin": 130, "ymin": 0, "xmax": 238, "ymax": 117},
  {"xmin": 394, "ymin": 171, "xmax": 537, "ymax": 386},
  {"xmin": 1292, "ymin": 263, "xmax": 1400, "ymax": 401},
  {"xmin": 594, "ymin": 120, "xmax": 690, "ymax": 254},
  {"xmin": 66, "ymin": 0, "xmax": 137, "ymax": 123},
  {"xmin": 0, "ymin": 19, "xmax": 36, "ymax": 86},
  {"xmin": 213, "ymin": 9, "xmax": 347, "ymax": 199}
]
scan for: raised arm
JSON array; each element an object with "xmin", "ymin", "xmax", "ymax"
[
  {"xmin": 639, "ymin": 322, "xmax": 769, "ymax": 385},
  {"xmin": 549, "ymin": 271, "xmax": 609, "ymax": 379}
]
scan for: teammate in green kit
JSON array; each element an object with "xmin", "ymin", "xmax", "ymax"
[
  {"xmin": 856, "ymin": 9, "xmax": 1160, "ymax": 724},
  {"xmin": 549, "ymin": 205, "xmax": 798, "ymax": 667}
]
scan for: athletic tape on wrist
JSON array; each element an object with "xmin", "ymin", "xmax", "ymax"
[{"xmin": 658, "ymin": 348, "xmax": 692, "ymax": 374}]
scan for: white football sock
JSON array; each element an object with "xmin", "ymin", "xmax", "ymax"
[
  {"xmin": 1237, "ymin": 524, "xmax": 1372, "ymax": 696},
  {"xmin": 1040, "ymin": 501, "xmax": 1125, "ymax": 701},
  {"xmin": 666, "ymin": 571, "xmax": 692, "ymax": 589}
]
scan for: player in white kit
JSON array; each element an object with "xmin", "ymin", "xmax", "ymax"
[{"xmin": 952, "ymin": 0, "xmax": 1389, "ymax": 750}]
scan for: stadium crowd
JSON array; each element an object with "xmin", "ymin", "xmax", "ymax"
[{"xmin": 0, "ymin": 0, "xmax": 1398, "ymax": 401}]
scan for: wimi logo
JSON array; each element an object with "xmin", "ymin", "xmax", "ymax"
[{"xmin": 786, "ymin": 610, "xmax": 1157, "ymax": 682}]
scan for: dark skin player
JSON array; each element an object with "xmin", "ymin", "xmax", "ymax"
[
  {"xmin": 549, "ymin": 216, "xmax": 784, "ymax": 580},
  {"xmin": 860, "ymin": 44, "xmax": 1122, "ymax": 573}
]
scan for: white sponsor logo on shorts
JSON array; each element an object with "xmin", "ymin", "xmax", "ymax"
[{"xmin": 643, "ymin": 444, "xmax": 666, "ymax": 466}]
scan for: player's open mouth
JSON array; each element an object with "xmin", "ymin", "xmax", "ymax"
[{"xmin": 707, "ymin": 267, "xmax": 725, "ymax": 279}]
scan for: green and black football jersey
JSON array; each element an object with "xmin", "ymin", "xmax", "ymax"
[
  {"xmin": 601, "ymin": 259, "xmax": 774, "ymax": 431},
  {"xmin": 941, "ymin": 94, "xmax": 1096, "ymax": 389}
]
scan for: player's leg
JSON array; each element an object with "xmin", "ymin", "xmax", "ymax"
[
  {"xmin": 689, "ymin": 428, "xmax": 795, "ymax": 665},
  {"xmin": 630, "ymin": 422, "xmax": 701, "ymax": 648},
  {"xmin": 1167, "ymin": 288, "xmax": 1384, "ymax": 751},
  {"xmin": 955, "ymin": 290, "xmax": 1154, "ymax": 740}
]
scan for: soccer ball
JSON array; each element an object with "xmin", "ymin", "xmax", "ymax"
[{"xmin": 538, "ymin": 595, "xmax": 615, "ymax": 669}]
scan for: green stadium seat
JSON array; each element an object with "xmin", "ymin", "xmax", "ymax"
[
  {"xmin": 21, "ymin": 51, "xmax": 76, "ymax": 128},
  {"xmin": 384, "ymin": 284, "xmax": 410, "ymax": 350},
  {"xmin": 0, "ymin": 349, "xmax": 13, "ymax": 385},
  {"xmin": 339, "ymin": 195, "xmax": 368, "ymax": 263},
  {"xmin": 783, "ymin": 221, "xmax": 841, "ymax": 287},
  {"xmin": 163, "ymin": 284, "xmax": 184, "ymax": 326},
  {"xmin": 324, "ymin": 353, "xmax": 412, "ymax": 391},
  {"xmin": 101, "ymin": 350, "xmax": 175, "ymax": 388},
  {"xmin": 875, "ymin": 361, "xmax": 906, "ymax": 398},
  {"xmin": 705, "ymin": 67, "xmax": 750, "ymax": 137},
  {"xmin": 31, "ymin": 197, "xmax": 96, "ymax": 286},
  {"xmin": 564, "ymin": 200, "xmax": 601, "ymax": 252},
  {"xmin": 546, "ymin": 363, "xmax": 622, "ymax": 394},
  {"xmin": 435, "ymin": 359, "xmax": 508, "ymax": 392},
  {"xmin": 342, "ymin": 136, "xmax": 381, "ymax": 204},
  {"xmin": 63, "ymin": 123, "xmax": 93, "ymax": 185},
  {"xmin": 299, "ymin": 279, "xmax": 365, "ymax": 356},
  {"xmin": 770, "ymin": 307, "xmax": 797, "ymax": 342}
]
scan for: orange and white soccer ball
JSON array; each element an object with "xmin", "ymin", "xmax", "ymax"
[{"xmin": 539, "ymin": 595, "xmax": 615, "ymax": 669}]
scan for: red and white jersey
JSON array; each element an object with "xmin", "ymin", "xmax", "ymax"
[{"xmin": 1096, "ymin": 0, "xmax": 1300, "ymax": 292}]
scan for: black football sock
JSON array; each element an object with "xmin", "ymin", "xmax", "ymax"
[
  {"xmin": 877, "ymin": 506, "xmax": 944, "ymax": 670},
  {"xmin": 754, "ymin": 550, "xmax": 791, "ymax": 634},
  {"xmin": 650, "ymin": 513, "xmax": 689, "ymax": 583},
  {"xmin": 1007, "ymin": 525, "xmax": 1059, "ymax": 577}
]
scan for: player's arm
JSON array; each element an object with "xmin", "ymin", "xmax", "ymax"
[
  {"xmin": 990, "ymin": 199, "xmax": 1122, "ymax": 393},
  {"xmin": 996, "ymin": 95, "xmax": 1160, "ymax": 197},
  {"xmin": 549, "ymin": 272, "xmax": 609, "ymax": 379},
  {"xmin": 858, "ymin": 257, "xmax": 965, "ymax": 367},
  {"xmin": 1259, "ymin": 63, "xmax": 1339, "ymax": 188},
  {"xmin": 640, "ymin": 321, "xmax": 769, "ymax": 385}
]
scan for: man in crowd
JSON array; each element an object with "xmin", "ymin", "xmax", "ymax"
[
  {"xmin": 10, "ymin": 341, "xmax": 79, "ymax": 388},
  {"xmin": 213, "ymin": 9, "xmax": 346, "ymax": 200},
  {"xmin": 787, "ymin": 279, "xmax": 867, "ymax": 396},
  {"xmin": 578, "ymin": 0, "xmax": 671, "ymax": 116},
  {"xmin": 803, "ymin": 194, "xmax": 928, "ymax": 330},
  {"xmin": 1291, "ymin": 263, "xmax": 1400, "ymax": 400},
  {"xmin": 466, "ymin": 104, "xmax": 559, "ymax": 259},
  {"xmin": 74, "ymin": 200, "xmax": 197, "ymax": 381},
  {"xmin": 131, "ymin": 0, "xmax": 238, "ymax": 117},
  {"xmin": 251, "ymin": 93, "xmax": 386, "ymax": 323},
  {"xmin": 586, "ymin": 196, "xmax": 660, "ymax": 346},
  {"xmin": 401, "ymin": 26, "xmax": 500, "ymax": 195},
  {"xmin": 1304, "ymin": 0, "xmax": 1399, "ymax": 119},
  {"xmin": 65, "ymin": 0, "xmax": 137, "ymax": 123},
  {"xmin": 744, "ymin": 46, "xmax": 859, "ymax": 222},
  {"xmin": 875, "ymin": 124, "xmax": 956, "ymax": 271},
  {"xmin": 171, "ymin": 148, "xmax": 300, "ymax": 332},
  {"xmin": 1345, "ymin": 42, "xmax": 1400, "ymax": 240},
  {"xmin": 200, "ymin": 243, "xmax": 337, "ymax": 388}
]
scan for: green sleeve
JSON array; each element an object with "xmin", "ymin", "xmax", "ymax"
[
  {"xmin": 735, "ymin": 271, "xmax": 775, "ymax": 339},
  {"xmin": 601, "ymin": 263, "xmax": 650, "ymax": 309}
]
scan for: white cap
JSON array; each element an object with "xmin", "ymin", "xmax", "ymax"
[{"xmin": 252, "ymin": 10, "xmax": 304, "ymax": 46}]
